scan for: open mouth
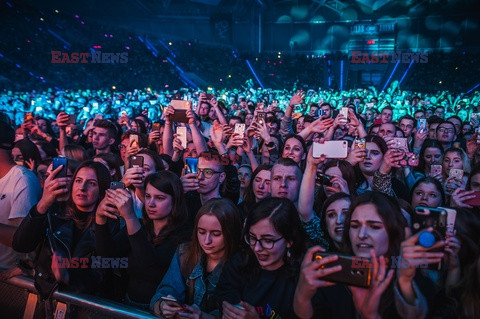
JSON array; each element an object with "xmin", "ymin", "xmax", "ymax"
[
  {"xmin": 334, "ymin": 227, "xmax": 344, "ymax": 234},
  {"xmin": 356, "ymin": 243, "xmax": 373, "ymax": 249}
]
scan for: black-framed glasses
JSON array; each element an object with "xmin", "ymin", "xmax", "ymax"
[
  {"xmin": 437, "ymin": 128, "xmax": 455, "ymax": 133},
  {"xmin": 244, "ymin": 234, "xmax": 283, "ymax": 250},
  {"xmin": 197, "ymin": 168, "xmax": 222, "ymax": 179}
]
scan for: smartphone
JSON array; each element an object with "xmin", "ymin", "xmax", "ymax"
[
  {"xmin": 110, "ymin": 181, "xmax": 125, "ymax": 190},
  {"xmin": 315, "ymin": 109, "xmax": 326, "ymax": 118},
  {"xmin": 312, "ymin": 141, "xmax": 348, "ymax": 159},
  {"xmin": 256, "ymin": 112, "xmax": 266, "ymax": 125},
  {"xmin": 391, "ymin": 138, "xmax": 408, "ymax": 152},
  {"xmin": 67, "ymin": 114, "xmax": 77, "ymax": 125},
  {"xmin": 312, "ymin": 252, "xmax": 372, "ymax": 288},
  {"xmin": 430, "ymin": 165, "xmax": 442, "ymax": 177},
  {"xmin": 129, "ymin": 155, "xmax": 144, "ymax": 168},
  {"xmin": 462, "ymin": 191, "xmax": 480, "ymax": 207},
  {"xmin": 417, "ymin": 118, "xmax": 427, "ymax": 134},
  {"xmin": 234, "ymin": 123, "xmax": 245, "ymax": 138},
  {"xmin": 152, "ymin": 122, "xmax": 161, "ymax": 132},
  {"xmin": 339, "ymin": 107, "xmax": 349, "ymax": 123},
  {"xmin": 52, "ymin": 157, "xmax": 68, "ymax": 178},
  {"xmin": 448, "ymin": 168, "xmax": 464, "ymax": 181},
  {"xmin": 439, "ymin": 207, "xmax": 457, "ymax": 235},
  {"xmin": 185, "ymin": 157, "xmax": 198, "ymax": 175},
  {"xmin": 176, "ymin": 126, "xmax": 187, "ymax": 148},
  {"xmin": 160, "ymin": 297, "xmax": 183, "ymax": 309},
  {"xmin": 412, "ymin": 206, "xmax": 447, "ymax": 242},
  {"xmin": 353, "ymin": 138, "xmax": 366, "ymax": 150},
  {"xmin": 129, "ymin": 134, "xmax": 139, "ymax": 148},
  {"xmin": 316, "ymin": 173, "xmax": 332, "ymax": 187},
  {"xmin": 170, "ymin": 100, "xmax": 190, "ymax": 123}
]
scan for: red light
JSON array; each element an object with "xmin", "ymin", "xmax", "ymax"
[
  {"xmin": 93, "ymin": 45, "xmax": 102, "ymax": 49},
  {"xmin": 367, "ymin": 40, "xmax": 375, "ymax": 45}
]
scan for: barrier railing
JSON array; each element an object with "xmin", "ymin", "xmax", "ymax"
[{"xmin": 0, "ymin": 275, "xmax": 159, "ymax": 319}]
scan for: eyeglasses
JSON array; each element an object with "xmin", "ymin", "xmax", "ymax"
[
  {"xmin": 197, "ymin": 168, "xmax": 222, "ymax": 179},
  {"xmin": 244, "ymin": 234, "xmax": 283, "ymax": 250},
  {"xmin": 437, "ymin": 128, "xmax": 455, "ymax": 133}
]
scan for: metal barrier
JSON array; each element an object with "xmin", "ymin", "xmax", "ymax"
[{"xmin": 0, "ymin": 275, "xmax": 159, "ymax": 319}]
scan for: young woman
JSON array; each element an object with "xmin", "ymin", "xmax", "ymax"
[
  {"xmin": 294, "ymin": 191, "xmax": 443, "ymax": 318},
  {"xmin": 237, "ymin": 165, "xmax": 252, "ymax": 203},
  {"xmin": 215, "ymin": 198, "xmax": 306, "ymax": 318},
  {"xmin": 122, "ymin": 149, "xmax": 164, "ymax": 218},
  {"xmin": 281, "ymin": 134, "xmax": 307, "ymax": 166},
  {"xmin": 95, "ymin": 170, "xmax": 190, "ymax": 308},
  {"xmin": 442, "ymin": 147, "xmax": 471, "ymax": 195},
  {"xmin": 238, "ymin": 164, "xmax": 272, "ymax": 219},
  {"xmin": 320, "ymin": 193, "xmax": 351, "ymax": 252},
  {"xmin": 151, "ymin": 198, "xmax": 242, "ymax": 318},
  {"xmin": 13, "ymin": 161, "xmax": 111, "ymax": 298},
  {"xmin": 352, "ymin": 135, "xmax": 409, "ymax": 200},
  {"xmin": 410, "ymin": 177, "xmax": 445, "ymax": 209},
  {"xmin": 318, "ymin": 160, "xmax": 356, "ymax": 198},
  {"xmin": 405, "ymin": 139, "xmax": 444, "ymax": 189}
]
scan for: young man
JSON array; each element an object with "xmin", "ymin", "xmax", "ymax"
[
  {"xmin": 436, "ymin": 121, "xmax": 457, "ymax": 150},
  {"xmin": 271, "ymin": 158, "xmax": 302, "ymax": 204},
  {"xmin": 92, "ymin": 119, "xmax": 117, "ymax": 155},
  {"xmin": 380, "ymin": 106, "xmax": 393, "ymax": 124},
  {"xmin": 399, "ymin": 115, "xmax": 417, "ymax": 146},
  {"xmin": 0, "ymin": 121, "xmax": 42, "ymax": 268}
]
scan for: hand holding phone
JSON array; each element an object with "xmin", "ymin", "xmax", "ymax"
[{"xmin": 52, "ymin": 157, "xmax": 68, "ymax": 178}]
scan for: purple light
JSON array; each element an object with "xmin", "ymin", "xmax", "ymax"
[
  {"xmin": 164, "ymin": 85, "xmax": 169, "ymax": 88},
  {"xmin": 188, "ymin": 42, "xmax": 191, "ymax": 46},
  {"xmin": 75, "ymin": 15, "xmax": 79, "ymax": 19},
  {"xmin": 125, "ymin": 46, "xmax": 130, "ymax": 50},
  {"xmin": 220, "ymin": 78, "xmax": 223, "ymax": 81},
  {"xmin": 81, "ymin": 21, "xmax": 85, "ymax": 25},
  {"xmin": 109, "ymin": 34, "xmax": 113, "ymax": 38},
  {"xmin": 40, "ymin": 76, "xmax": 44, "ymax": 80},
  {"xmin": 104, "ymin": 34, "xmax": 108, "ymax": 37}
]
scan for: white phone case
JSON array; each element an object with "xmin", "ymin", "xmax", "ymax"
[{"xmin": 313, "ymin": 141, "xmax": 348, "ymax": 159}]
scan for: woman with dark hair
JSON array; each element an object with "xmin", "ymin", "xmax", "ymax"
[
  {"xmin": 294, "ymin": 191, "xmax": 440, "ymax": 318},
  {"xmin": 122, "ymin": 148, "xmax": 165, "ymax": 218},
  {"xmin": 320, "ymin": 192, "xmax": 352, "ymax": 252},
  {"xmin": 410, "ymin": 177, "xmax": 445, "ymax": 209},
  {"xmin": 215, "ymin": 197, "xmax": 306, "ymax": 318},
  {"xmin": 320, "ymin": 160, "xmax": 357, "ymax": 197},
  {"xmin": 237, "ymin": 165, "xmax": 252, "ymax": 203},
  {"xmin": 350, "ymin": 135, "xmax": 409, "ymax": 200},
  {"xmin": 238, "ymin": 164, "xmax": 272, "ymax": 219},
  {"xmin": 13, "ymin": 160, "xmax": 111, "ymax": 299},
  {"xmin": 11, "ymin": 138, "xmax": 42, "ymax": 170},
  {"xmin": 95, "ymin": 170, "xmax": 190, "ymax": 308},
  {"xmin": 151, "ymin": 198, "xmax": 242, "ymax": 318},
  {"xmin": 281, "ymin": 134, "xmax": 307, "ymax": 166},
  {"xmin": 404, "ymin": 139, "xmax": 444, "ymax": 189},
  {"xmin": 130, "ymin": 118, "xmax": 147, "ymax": 134}
]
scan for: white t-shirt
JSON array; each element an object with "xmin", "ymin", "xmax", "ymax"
[{"xmin": 0, "ymin": 165, "xmax": 42, "ymax": 269}]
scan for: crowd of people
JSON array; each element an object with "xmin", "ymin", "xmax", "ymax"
[{"xmin": 0, "ymin": 83, "xmax": 479, "ymax": 319}]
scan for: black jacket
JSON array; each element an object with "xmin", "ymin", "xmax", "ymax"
[{"xmin": 12, "ymin": 204, "xmax": 111, "ymax": 299}]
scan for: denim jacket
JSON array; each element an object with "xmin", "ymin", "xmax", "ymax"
[{"xmin": 150, "ymin": 247, "xmax": 223, "ymax": 315}]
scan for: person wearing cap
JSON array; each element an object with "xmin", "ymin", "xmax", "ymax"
[{"xmin": 0, "ymin": 121, "xmax": 41, "ymax": 269}]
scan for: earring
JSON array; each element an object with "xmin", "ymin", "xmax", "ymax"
[{"xmin": 287, "ymin": 248, "xmax": 291, "ymax": 258}]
